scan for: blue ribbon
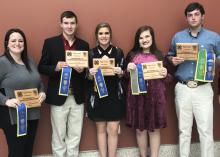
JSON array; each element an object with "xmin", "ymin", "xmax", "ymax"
[
  {"xmin": 95, "ymin": 68, "xmax": 108, "ymax": 98},
  {"xmin": 137, "ymin": 64, "xmax": 147, "ymax": 93},
  {"xmin": 17, "ymin": 103, "xmax": 27, "ymax": 137},
  {"xmin": 205, "ymin": 51, "xmax": 215, "ymax": 81},
  {"xmin": 59, "ymin": 66, "xmax": 72, "ymax": 96}
]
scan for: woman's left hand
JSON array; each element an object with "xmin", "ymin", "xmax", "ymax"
[
  {"xmin": 114, "ymin": 67, "xmax": 123, "ymax": 75},
  {"xmin": 39, "ymin": 92, "xmax": 46, "ymax": 104},
  {"xmin": 160, "ymin": 67, "xmax": 167, "ymax": 78}
]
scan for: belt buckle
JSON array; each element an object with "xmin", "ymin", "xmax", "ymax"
[{"xmin": 186, "ymin": 80, "xmax": 198, "ymax": 88}]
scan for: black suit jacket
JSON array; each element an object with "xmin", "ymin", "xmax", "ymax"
[{"xmin": 38, "ymin": 35, "xmax": 89, "ymax": 106}]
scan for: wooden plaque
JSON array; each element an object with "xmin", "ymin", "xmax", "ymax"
[
  {"xmin": 15, "ymin": 88, "xmax": 40, "ymax": 108},
  {"xmin": 65, "ymin": 50, "xmax": 88, "ymax": 68},
  {"xmin": 176, "ymin": 43, "xmax": 198, "ymax": 60},
  {"xmin": 142, "ymin": 61, "xmax": 164, "ymax": 80},
  {"xmin": 93, "ymin": 58, "xmax": 115, "ymax": 76}
]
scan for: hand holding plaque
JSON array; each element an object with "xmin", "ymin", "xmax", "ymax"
[
  {"xmin": 176, "ymin": 43, "xmax": 198, "ymax": 60},
  {"xmin": 142, "ymin": 61, "xmax": 164, "ymax": 80},
  {"xmin": 65, "ymin": 50, "xmax": 88, "ymax": 68},
  {"xmin": 14, "ymin": 88, "xmax": 40, "ymax": 108},
  {"xmin": 93, "ymin": 58, "xmax": 115, "ymax": 76}
]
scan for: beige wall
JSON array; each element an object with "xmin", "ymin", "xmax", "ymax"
[{"xmin": 0, "ymin": 0, "xmax": 220, "ymax": 156}]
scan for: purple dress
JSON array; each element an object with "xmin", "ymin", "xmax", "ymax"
[{"xmin": 126, "ymin": 53, "xmax": 170, "ymax": 131}]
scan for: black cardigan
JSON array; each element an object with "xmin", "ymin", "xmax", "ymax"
[{"xmin": 38, "ymin": 35, "xmax": 89, "ymax": 105}]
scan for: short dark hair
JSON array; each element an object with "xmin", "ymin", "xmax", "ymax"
[
  {"xmin": 60, "ymin": 11, "xmax": 78, "ymax": 23},
  {"xmin": 4, "ymin": 28, "xmax": 31, "ymax": 72},
  {"xmin": 184, "ymin": 2, "xmax": 205, "ymax": 16},
  {"xmin": 95, "ymin": 22, "xmax": 112, "ymax": 41}
]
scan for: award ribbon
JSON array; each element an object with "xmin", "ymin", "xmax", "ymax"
[
  {"xmin": 194, "ymin": 49, "xmax": 215, "ymax": 82},
  {"xmin": 94, "ymin": 68, "xmax": 108, "ymax": 98},
  {"xmin": 59, "ymin": 66, "xmax": 72, "ymax": 96},
  {"xmin": 16, "ymin": 103, "xmax": 27, "ymax": 137},
  {"xmin": 130, "ymin": 67, "xmax": 140, "ymax": 95},
  {"xmin": 130, "ymin": 64, "xmax": 147, "ymax": 95},
  {"xmin": 205, "ymin": 51, "xmax": 215, "ymax": 81},
  {"xmin": 137, "ymin": 64, "xmax": 147, "ymax": 93}
]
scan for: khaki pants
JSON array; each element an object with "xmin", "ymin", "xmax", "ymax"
[
  {"xmin": 51, "ymin": 95, "xmax": 84, "ymax": 157},
  {"xmin": 175, "ymin": 82, "xmax": 214, "ymax": 157}
]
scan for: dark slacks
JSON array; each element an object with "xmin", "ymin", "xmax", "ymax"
[{"xmin": 0, "ymin": 106, "xmax": 39, "ymax": 157}]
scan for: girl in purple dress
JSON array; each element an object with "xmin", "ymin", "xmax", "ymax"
[{"xmin": 125, "ymin": 25, "xmax": 171, "ymax": 157}]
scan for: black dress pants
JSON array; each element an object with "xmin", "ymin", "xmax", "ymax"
[{"xmin": 0, "ymin": 106, "xmax": 39, "ymax": 157}]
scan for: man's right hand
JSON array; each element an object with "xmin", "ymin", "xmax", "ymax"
[
  {"xmin": 169, "ymin": 56, "xmax": 184, "ymax": 66},
  {"xmin": 55, "ymin": 61, "xmax": 68, "ymax": 71}
]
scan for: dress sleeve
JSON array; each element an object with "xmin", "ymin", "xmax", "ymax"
[{"xmin": 162, "ymin": 55, "xmax": 175, "ymax": 83}]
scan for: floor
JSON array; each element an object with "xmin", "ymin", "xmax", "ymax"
[{"xmin": 33, "ymin": 142, "xmax": 220, "ymax": 157}]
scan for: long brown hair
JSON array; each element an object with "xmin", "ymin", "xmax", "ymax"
[{"xmin": 125, "ymin": 25, "xmax": 163, "ymax": 66}]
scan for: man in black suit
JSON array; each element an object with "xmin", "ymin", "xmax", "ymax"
[{"xmin": 38, "ymin": 11, "xmax": 89, "ymax": 157}]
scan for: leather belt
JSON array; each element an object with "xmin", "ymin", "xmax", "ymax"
[{"xmin": 178, "ymin": 80, "xmax": 207, "ymax": 88}]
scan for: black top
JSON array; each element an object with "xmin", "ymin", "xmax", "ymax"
[
  {"xmin": 87, "ymin": 45, "xmax": 125, "ymax": 121},
  {"xmin": 38, "ymin": 35, "xmax": 89, "ymax": 105}
]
